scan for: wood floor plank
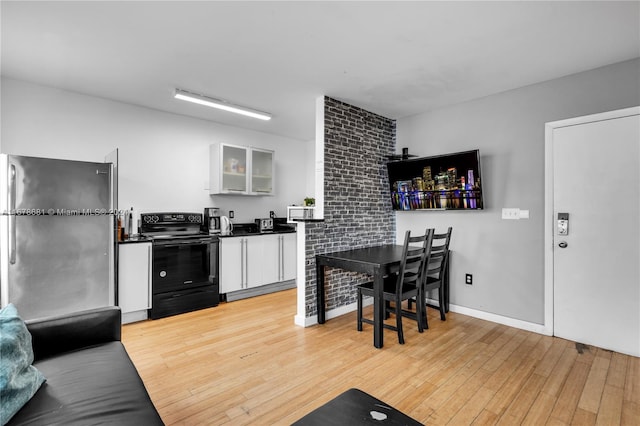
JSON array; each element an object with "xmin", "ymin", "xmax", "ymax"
[
  {"xmin": 496, "ymin": 372, "xmax": 547, "ymax": 425},
  {"xmin": 541, "ymin": 343, "xmax": 579, "ymax": 398},
  {"xmin": 596, "ymin": 384, "xmax": 624, "ymax": 426},
  {"xmin": 431, "ymin": 368, "xmax": 493, "ymax": 424},
  {"xmin": 549, "ymin": 361, "xmax": 592, "ymax": 424},
  {"xmin": 579, "ymin": 354, "xmax": 611, "ymax": 413},
  {"xmin": 471, "ymin": 409, "xmax": 499, "ymax": 426},
  {"xmin": 521, "ymin": 389, "xmax": 557, "ymax": 426},
  {"xmin": 624, "ymin": 355, "xmax": 639, "ymax": 404},
  {"xmin": 621, "ymin": 400, "xmax": 639, "ymax": 426},
  {"xmin": 606, "ymin": 352, "xmax": 629, "ymax": 389},
  {"xmin": 484, "ymin": 347, "xmax": 540, "ymax": 415},
  {"xmin": 449, "ymin": 386, "xmax": 497, "ymax": 425},
  {"xmin": 571, "ymin": 407, "xmax": 597, "ymax": 425},
  {"xmin": 534, "ymin": 337, "xmax": 569, "ymax": 377},
  {"xmin": 120, "ymin": 289, "xmax": 638, "ymax": 425}
]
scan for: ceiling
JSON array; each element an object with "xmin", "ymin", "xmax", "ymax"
[{"xmin": 2, "ymin": 1, "xmax": 639, "ymax": 142}]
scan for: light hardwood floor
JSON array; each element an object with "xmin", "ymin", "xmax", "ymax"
[{"xmin": 122, "ymin": 289, "xmax": 639, "ymax": 425}]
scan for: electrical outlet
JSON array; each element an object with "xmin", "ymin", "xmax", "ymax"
[
  {"xmin": 270, "ymin": 211, "xmax": 275, "ymax": 218},
  {"xmin": 502, "ymin": 208, "xmax": 520, "ymax": 220},
  {"xmin": 465, "ymin": 273, "xmax": 473, "ymax": 285},
  {"xmin": 229, "ymin": 210, "xmax": 234, "ymax": 219}
]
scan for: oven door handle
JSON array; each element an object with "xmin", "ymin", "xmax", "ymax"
[
  {"xmin": 154, "ymin": 240, "xmax": 211, "ymax": 248},
  {"xmin": 156, "ymin": 243, "xmax": 188, "ymax": 248}
]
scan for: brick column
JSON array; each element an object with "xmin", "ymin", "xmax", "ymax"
[{"xmin": 304, "ymin": 97, "xmax": 396, "ymax": 318}]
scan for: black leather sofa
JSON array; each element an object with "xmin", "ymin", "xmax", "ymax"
[{"xmin": 7, "ymin": 306, "xmax": 164, "ymax": 425}]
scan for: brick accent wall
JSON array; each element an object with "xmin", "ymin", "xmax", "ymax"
[{"xmin": 304, "ymin": 97, "xmax": 396, "ymax": 318}]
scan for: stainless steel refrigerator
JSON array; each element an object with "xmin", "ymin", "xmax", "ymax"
[{"xmin": 0, "ymin": 154, "xmax": 116, "ymax": 321}]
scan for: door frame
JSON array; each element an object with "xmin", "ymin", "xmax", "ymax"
[{"xmin": 543, "ymin": 106, "xmax": 640, "ymax": 336}]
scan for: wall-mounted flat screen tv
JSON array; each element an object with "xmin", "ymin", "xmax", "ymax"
[{"xmin": 387, "ymin": 149, "xmax": 484, "ymax": 211}]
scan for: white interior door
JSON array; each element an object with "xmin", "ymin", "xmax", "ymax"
[{"xmin": 550, "ymin": 109, "xmax": 639, "ymax": 357}]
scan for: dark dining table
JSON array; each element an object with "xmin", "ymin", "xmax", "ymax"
[{"xmin": 316, "ymin": 244, "xmax": 450, "ymax": 348}]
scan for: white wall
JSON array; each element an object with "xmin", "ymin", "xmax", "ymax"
[
  {"xmin": 0, "ymin": 78, "xmax": 309, "ymax": 225},
  {"xmin": 304, "ymin": 138, "xmax": 315, "ymax": 198},
  {"xmin": 396, "ymin": 58, "xmax": 640, "ymax": 325}
]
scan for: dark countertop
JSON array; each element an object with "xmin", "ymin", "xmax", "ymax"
[
  {"xmin": 118, "ymin": 235, "xmax": 152, "ymax": 244},
  {"xmin": 117, "ymin": 231, "xmax": 297, "ymax": 242},
  {"xmin": 219, "ymin": 221, "xmax": 296, "ymax": 237},
  {"xmin": 118, "ymin": 223, "xmax": 297, "ymax": 242},
  {"xmin": 219, "ymin": 228, "xmax": 296, "ymax": 238}
]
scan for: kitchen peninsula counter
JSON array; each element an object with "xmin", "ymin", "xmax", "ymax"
[{"xmin": 218, "ymin": 223, "xmax": 296, "ymax": 238}]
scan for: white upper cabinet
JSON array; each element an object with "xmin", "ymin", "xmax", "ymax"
[{"xmin": 210, "ymin": 143, "xmax": 274, "ymax": 195}]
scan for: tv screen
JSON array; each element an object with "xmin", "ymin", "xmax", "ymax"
[{"xmin": 387, "ymin": 149, "xmax": 484, "ymax": 211}]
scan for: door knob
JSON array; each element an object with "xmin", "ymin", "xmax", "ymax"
[{"xmin": 558, "ymin": 241, "xmax": 568, "ymax": 248}]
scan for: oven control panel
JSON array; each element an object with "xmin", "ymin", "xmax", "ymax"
[
  {"xmin": 140, "ymin": 212, "xmax": 204, "ymax": 236},
  {"xmin": 142, "ymin": 213, "xmax": 202, "ymax": 224}
]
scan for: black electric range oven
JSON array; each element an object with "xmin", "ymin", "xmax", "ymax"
[{"xmin": 140, "ymin": 212, "xmax": 219, "ymax": 319}]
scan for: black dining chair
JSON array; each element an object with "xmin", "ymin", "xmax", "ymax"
[
  {"xmin": 419, "ymin": 226, "xmax": 452, "ymax": 329},
  {"xmin": 356, "ymin": 229, "xmax": 433, "ymax": 344}
]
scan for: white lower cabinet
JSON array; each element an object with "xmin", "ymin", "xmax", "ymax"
[
  {"xmin": 118, "ymin": 242, "xmax": 152, "ymax": 324},
  {"xmin": 280, "ymin": 233, "xmax": 296, "ymax": 282},
  {"xmin": 220, "ymin": 233, "xmax": 296, "ymax": 300},
  {"xmin": 219, "ymin": 237, "xmax": 244, "ymax": 293},
  {"xmin": 260, "ymin": 234, "xmax": 281, "ymax": 285}
]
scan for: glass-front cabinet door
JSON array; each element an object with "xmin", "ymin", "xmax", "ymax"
[
  {"xmin": 210, "ymin": 143, "xmax": 248, "ymax": 194},
  {"xmin": 250, "ymin": 148, "xmax": 274, "ymax": 195}
]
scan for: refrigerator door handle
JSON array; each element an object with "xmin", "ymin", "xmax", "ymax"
[{"xmin": 9, "ymin": 164, "xmax": 16, "ymax": 264}]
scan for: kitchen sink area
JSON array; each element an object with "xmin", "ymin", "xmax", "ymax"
[{"xmin": 226, "ymin": 219, "xmax": 296, "ymax": 237}]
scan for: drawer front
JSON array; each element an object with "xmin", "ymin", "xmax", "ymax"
[{"xmin": 149, "ymin": 285, "xmax": 219, "ymax": 319}]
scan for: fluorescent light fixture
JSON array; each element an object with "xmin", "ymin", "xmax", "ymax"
[{"xmin": 174, "ymin": 89, "xmax": 271, "ymax": 121}]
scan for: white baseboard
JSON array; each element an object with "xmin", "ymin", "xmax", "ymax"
[
  {"xmin": 445, "ymin": 303, "xmax": 550, "ymax": 335},
  {"xmin": 295, "ymin": 297, "xmax": 373, "ymax": 327},
  {"xmin": 122, "ymin": 310, "xmax": 148, "ymax": 324},
  {"xmin": 226, "ymin": 280, "xmax": 296, "ymax": 302},
  {"xmin": 296, "ymin": 297, "xmax": 550, "ymax": 336}
]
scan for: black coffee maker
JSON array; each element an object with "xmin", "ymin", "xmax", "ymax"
[{"xmin": 203, "ymin": 207, "xmax": 221, "ymax": 234}]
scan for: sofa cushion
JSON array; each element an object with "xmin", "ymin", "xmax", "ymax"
[
  {"xmin": 7, "ymin": 341, "xmax": 164, "ymax": 425},
  {"xmin": 26, "ymin": 307, "xmax": 122, "ymax": 362},
  {"xmin": 0, "ymin": 304, "xmax": 46, "ymax": 426}
]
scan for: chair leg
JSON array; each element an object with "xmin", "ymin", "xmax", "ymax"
[
  {"xmin": 438, "ymin": 288, "xmax": 446, "ymax": 321},
  {"xmin": 395, "ymin": 297, "xmax": 405, "ymax": 344},
  {"xmin": 357, "ymin": 288, "xmax": 363, "ymax": 331},
  {"xmin": 416, "ymin": 291, "xmax": 424, "ymax": 334},
  {"xmin": 423, "ymin": 293, "xmax": 430, "ymax": 330}
]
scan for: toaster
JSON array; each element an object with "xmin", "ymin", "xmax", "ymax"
[{"xmin": 255, "ymin": 218, "xmax": 274, "ymax": 232}]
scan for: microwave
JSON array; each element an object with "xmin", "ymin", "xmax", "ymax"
[{"xmin": 287, "ymin": 206, "xmax": 314, "ymax": 221}]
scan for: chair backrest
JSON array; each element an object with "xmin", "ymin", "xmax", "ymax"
[
  {"xmin": 395, "ymin": 229, "xmax": 434, "ymax": 293},
  {"xmin": 424, "ymin": 227, "xmax": 453, "ymax": 281}
]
